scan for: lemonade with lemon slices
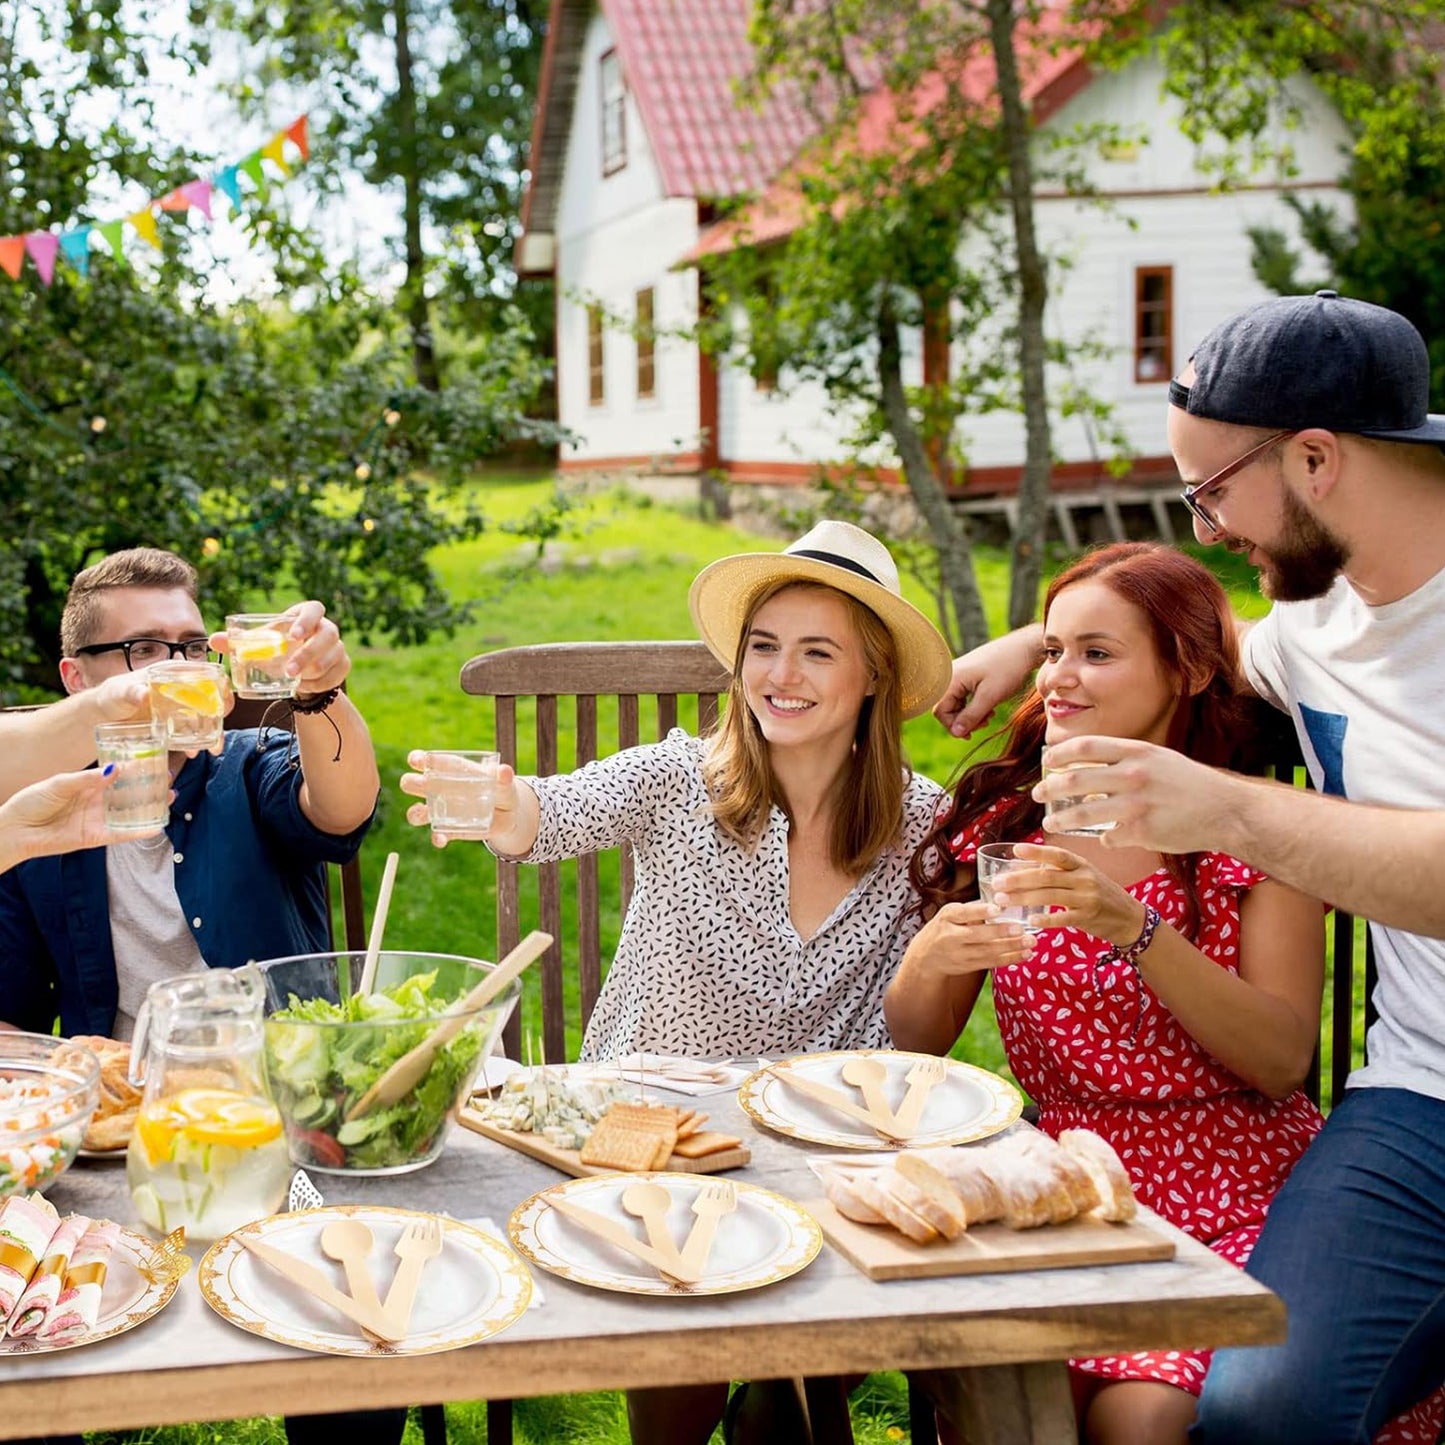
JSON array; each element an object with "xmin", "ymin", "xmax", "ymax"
[
  {"xmin": 225, "ymin": 613, "xmax": 296, "ymax": 700},
  {"xmin": 128, "ymin": 1086, "xmax": 290, "ymax": 1239},
  {"xmin": 147, "ymin": 660, "xmax": 226, "ymax": 750}
]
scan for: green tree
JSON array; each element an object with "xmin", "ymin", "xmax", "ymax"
[
  {"xmin": 0, "ymin": 0, "xmax": 557, "ymax": 698},
  {"xmin": 217, "ymin": 0, "xmax": 550, "ymax": 392}
]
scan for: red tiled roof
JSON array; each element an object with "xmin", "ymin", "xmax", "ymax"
[{"xmin": 602, "ymin": 0, "xmax": 816, "ymax": 198}]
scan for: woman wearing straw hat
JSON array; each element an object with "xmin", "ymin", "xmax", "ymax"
[{"xmin": 401, "ymin": 519, "xmax": 951, "ymax": 1443}]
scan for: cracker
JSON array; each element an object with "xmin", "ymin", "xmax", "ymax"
[
  {"xmin": 579, "ymin": 1120, "xmax": 662, "ymax": 1171},
  {"xmin": 650, "ymin": 1131, "xmax": 676, "ymax": 1169},
  {"xmin": 674, "ymin": 1110, "xmax": 705, "ymax": 1138},
  {"xmin": 607, "ymin": 1103, "xmax": 680, "ymax": 1128},
  {"xmin": 670, "ymin": 1131, "xmax": 742, "ymax": 1159}
]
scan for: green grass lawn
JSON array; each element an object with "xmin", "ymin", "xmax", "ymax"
[{"xmin": 94, "ymin": 476, "xmax": 1295, "ymax": 1445}]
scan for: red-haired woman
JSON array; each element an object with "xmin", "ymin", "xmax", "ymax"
[{"xmin": 886, "ymin": 542, "xmax": 1329, "ymax": 1445}]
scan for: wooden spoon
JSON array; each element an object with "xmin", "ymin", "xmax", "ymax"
[
  {"xmin": 345, "ymin": 930, "xmax": 551, "ymax": 1120},
  {"xmin": 620, "ymin": 1182, "xmax": 682, "ymax": 1268},
  {"xmin": 320, "ymin": 1217, "xmax": 382, "ymax": 1316},
  {"xmin": 840, "ymin": 1056, "xmax": 897, "ymax": 1131}
]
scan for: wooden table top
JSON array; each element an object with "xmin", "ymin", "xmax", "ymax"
[{"xmin": 0, "ymin": 1077, "xmax": 1285, "ymax": 1439}]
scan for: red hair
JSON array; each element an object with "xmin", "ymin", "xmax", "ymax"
[{"xmin": 912, "ymin": 543, "xmax": 1258, "ymax": 935}]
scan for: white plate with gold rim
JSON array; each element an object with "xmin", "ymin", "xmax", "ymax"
[
  {"xmin": 199, "ymin": 1206, "xmax": 531, "ymax": 1356},
  {"xmin": 738, "ymin": 1050, "xmax": 1022, "ymax": 1150},
  {"xmin": 509, "ymin": 1172, "xmax": 820, "ymax": 1297},
  {"xmin": 0, "ymin": 1225, "xmax": 186, "ymax": 1355}
]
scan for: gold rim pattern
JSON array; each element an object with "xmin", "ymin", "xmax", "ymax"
[
  {"xmin": 737, "ymin": 1050, "xmax": 1023, "ymax": 1150},
  {"xmin": 0, "ymin": 1225, "xmax": 182, "ymax": 1355},
  {"xmin": 508, "ymin": 1171, "xmax": 822, "ymax": 1297},
  {"xmin": 198, "ymin": 1205, "xmax": 532, "ymax": 1356}
]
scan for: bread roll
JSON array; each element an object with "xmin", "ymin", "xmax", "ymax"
[
  {"xmin": 898, "ymin": 1147, "xmax": 1004, "ymax": 1226},
  {"xmin": 824, "ymin": 1172, "xmax": 888, "ymax": 1226},
  {"xmin": 1059, "ymin": 1129, "xmax": 1138, "ymax": 1222},
  {"xmin": 883, "ymin": 1169, "xmax": 966, "ymax": 1240},
  {"xmin": 850, "ymin": 1171, "xmax": 938, "ymax": 1244}
]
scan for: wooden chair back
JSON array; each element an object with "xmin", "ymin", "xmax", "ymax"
[{"xmin": 459, "ymin": 640, "xmax": 731, "ymax": 1063}]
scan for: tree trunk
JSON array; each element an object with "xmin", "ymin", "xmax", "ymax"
[
  {"xmin": 393, "ymin": 0, "xmax": 440, "ymax": 392},
  {"xmin": 877, "ymin": 305, "xmax": 990, "ymax": 652},
  {"xmin": 987, "ymin": 0, "xmax": 1053, "ymax": 630}
]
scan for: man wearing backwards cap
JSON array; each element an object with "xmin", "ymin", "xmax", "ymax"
[{"xmin": 936, "ymin": 290, "xmax": 1445, "ymax": 1442}]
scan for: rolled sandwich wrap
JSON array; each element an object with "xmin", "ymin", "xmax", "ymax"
[
  {"xmin": 37, "ymin": 1217, "xmax": 118, "ymax": 1343},
  {"xmin": 0, "ymin": 1194, "xmax": 61, "ymax": 1329},
  {"xmin": 6, "ymin": 1213, "xmax": 90, "ymax": 1338}
]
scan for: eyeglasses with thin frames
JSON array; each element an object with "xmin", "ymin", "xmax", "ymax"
[
  {"xmin": 1180, "ymin": 430, "xmax": 1296, "ymax": 534},
  {"xmin": 72, "ymin": 637, "xmax": 214, "ymax": 670}
]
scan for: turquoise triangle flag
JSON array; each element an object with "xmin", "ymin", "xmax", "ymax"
[
  {"xmin": 213, "ymin": 166, "xmax": 243, "ymax": 213},
  {"xmin": 59, "ymin": 228, "xmax": 91, "ymax": 277}
]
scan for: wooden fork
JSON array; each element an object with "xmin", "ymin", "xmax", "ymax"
[
  {"xmin": 381, "ymin": 1217, "xmax": 444, "ymax": 1335},
  {"xmin": 889, "ymin": 1056, "xmax": 948, "ymax": 1138},
  {"xmin": 677, "ymin": 1179, "xmax": 737, "ymax": 1277}
]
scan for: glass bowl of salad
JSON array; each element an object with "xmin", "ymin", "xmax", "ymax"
[
  {"xmin": 1, "ymin": 1033, "xmax": 101, "ymax": 1198},
  {"xmin": 256, "ymin": 950, "xmax": 521, "ymax": 1175}
]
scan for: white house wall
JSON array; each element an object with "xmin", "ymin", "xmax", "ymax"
[{"xmin": 555, "ymin": 12, "xmax": 701, "ymax": 464}]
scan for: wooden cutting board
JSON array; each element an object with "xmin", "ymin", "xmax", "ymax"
[
  {"xmin": 457, "ymin": 1104, "xmax": 751, "ymax": 1177},
  {"xmin": 806, "ymin": 1197, "xmax": 1176, "ymax": 1280}
]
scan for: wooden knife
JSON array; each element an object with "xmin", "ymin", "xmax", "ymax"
[
  {"xmin": 237, "ymin": 1233, "xmax": 406, "ymax": 1340},
  {"xmin": 546, "ymin": 1195, "xmax": 701, "ymax": 1284},
  {"xmin": 764, "ymin": 1066, "xmax": 905, "ymax": 1140}
]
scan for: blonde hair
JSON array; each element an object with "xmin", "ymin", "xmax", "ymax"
[
  {"xmin": 60, "ymin": 548, "xmax": 199, "ymax": 656},
  {"xmin": 702, "ymin": 580, "xmax": 907, "ymax": 876}
]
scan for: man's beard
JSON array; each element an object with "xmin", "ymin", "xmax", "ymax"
[{"xmin": 1255, "ymin": 487, "xmax": 1350, "ymax": 602}]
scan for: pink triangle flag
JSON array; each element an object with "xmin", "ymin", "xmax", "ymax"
[
  {"xmin": 24, "ymin": 232, "xmax": 60, "ymax": 285},
  {"xmin": 180, "ymin": 180, "xmax": 215, "ymax": 221},
  {"xmin": 0, "ymin": 236, "xmax": 24, "ymax": 279},
  {"xmin": 128, "ymin": 208, "xmax": 161, "ymax": 249},
  {"xmin": 286, "ymin": 115, "xmax": 310, "ymax": 162}
]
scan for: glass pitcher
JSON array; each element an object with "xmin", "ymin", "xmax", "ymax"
[{"xmin": 126, "ymin": 967, "xmax": 290, "ymax": 1240}]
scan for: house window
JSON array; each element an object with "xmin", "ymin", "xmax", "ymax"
[
  {"xmin": 588, "ymin": 304, "xmax": 605, "ymax": 406},
  {"xmin": 636, "ymin": 287, "xmax": 656, "ymax": 400},
  {"xmin": 1135, "ymin": 267, "xmax": 1172, "ymax": 384},
  {"xmin": 600, "ymin": 50, "xmax": 626, "ymax": 176}
]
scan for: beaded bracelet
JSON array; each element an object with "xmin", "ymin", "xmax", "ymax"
[
  {"xmin": 1092, "ymin": 904, "xmax": 1162, "ymax": 1046},
  {"xmin": 290, "ymin": 686, "xmax": 341, "ymax": 715}
]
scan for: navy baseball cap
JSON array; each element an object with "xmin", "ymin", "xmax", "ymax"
[{"xmin": 1170, "ymin": 290, "xmax": 1445, "ymax": 445}]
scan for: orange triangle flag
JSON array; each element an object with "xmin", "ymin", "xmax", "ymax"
[
  {"xmin": 285, "ymin": 115, "xmax": 310, "ymax": 162},
  {"xmin": 261, "ymin": 134, "xmax": 291, "ymax": 176},
  {"xmin": 0, "ymin": 236, "xmax": 24, "ymax": 279},
  {"xmin": 128, "ymin": 208, "xmax": 162, "ymax": 249},
  {"xmin": 158, "ymin": 188, "xmax": 191, "ymax": 213}
]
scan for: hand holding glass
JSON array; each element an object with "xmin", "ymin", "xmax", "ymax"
[
  {"xmin": 422, "ymin": 751, "xmax": 501, "ymax": 840},
  {"xmin": 94, "ymin": 723, "xmax": 169, "ymax": 833},
  {"xmin": 976, "ymin": 843, "xmax": 1056, "ymax": 931},
  {"xmin": 1042, "ymin": 751, "xmax": 1117, "ymax": 837},
  {"xmin": 147, "ymin": 660, "xmax": 226, "ymax": 750},
  {"xmin": 225, "ymin": 614, "xmax": 296, "ymax": 700}
]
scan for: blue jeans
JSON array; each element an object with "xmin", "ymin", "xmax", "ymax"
[{"xmin": 1192, "ymin": 1087, "xmax": 1445, "ymax": 1444}]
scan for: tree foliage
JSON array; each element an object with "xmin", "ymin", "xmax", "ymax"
[{"xmin": 1, "ymin": 0, "xmax": 557, "ymax": 699}]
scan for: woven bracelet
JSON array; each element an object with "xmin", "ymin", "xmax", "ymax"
[
  {"xmin": 1093, "ymin": 904, "xmax": 1162, "ymax": 1046},
  {"xmin": 290, "ymin": 686, "xmax": 341, "ymax": 715}
]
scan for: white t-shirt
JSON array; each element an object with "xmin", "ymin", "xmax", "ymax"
[{"xmin": 1244, "ymin": 566, "xmax": 1445, "ymax": 1100}]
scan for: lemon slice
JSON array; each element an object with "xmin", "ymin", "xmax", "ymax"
[
  {"xmin": 155, "ymin": 678, "xmax": 223, "ymax": 715},
  {"xmin": 138, "ymin": 1087, "xmax": 283, "ymax": 1156},
  {"xmin": 231, "ymin": 628, "xmax": 288, "ymax": 663}
]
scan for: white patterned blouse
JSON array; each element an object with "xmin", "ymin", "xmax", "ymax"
[{"xmin": 510, "ymin": 730, "xmax": 945, "ymax": 1061}]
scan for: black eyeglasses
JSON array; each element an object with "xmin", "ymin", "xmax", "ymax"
[
  {"xmin": 1180, "ymin": 430, "xmax": 1296, "ymax": 533},
  {"xmin": 73, "ymin": 637, "xmax": 214, "ymax": 670}
]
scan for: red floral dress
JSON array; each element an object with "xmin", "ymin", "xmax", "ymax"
[{"xmin": 947, "ymin": 820, "xmax": 1444, "ymax": 1443}]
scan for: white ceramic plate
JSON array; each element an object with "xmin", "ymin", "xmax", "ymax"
[
  {"xmin": 509, "ymin": 1172, "xmax": 821, "ymax": 1297},
  {"xmin": 738, "ymin": 1050, "xmax": 1022, "ymax": 1150},
  {"xmin": 199, "ymin": 1206, "xmax": 532, "ymax": 1356},
  {"xmin": 0, "ymin": 1225, "xmax": 182, "ymax": 1354}
]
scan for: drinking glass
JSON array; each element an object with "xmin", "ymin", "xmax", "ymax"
[
  {"xmin": 1042, "ymin": 751, "xmax": 1118, "ymax": 837},
  {"xmin": 225, "ymin": 613, "xmax": 296, "ymax": 700},
  {"xmin": 422, "ymin": 750, "xmax": 501, "ymax": 840},
  {"xmin": 93, "ymin": 722, "xmax": 169, "ymax": 833},
  {"xmin": 147, "ymin": 661, "xmax": 226, "ymax": 750},
  {"xmin": 976, "ymin": 842, "xmax": 1055, "ymax": 930}
]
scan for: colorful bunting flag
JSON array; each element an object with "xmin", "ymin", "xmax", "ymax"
[
  {"xmin": 0, "ymin": 114, "xmax": 309, "ymax": 284},
  {"xmin": 24, "ymin": 232, "xmax": 59, "ymax": 285}
]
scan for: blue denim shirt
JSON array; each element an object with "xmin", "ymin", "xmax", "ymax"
[{"xmin": 0, "ymin": 729, "xmax": 375, "ymax": 1035}]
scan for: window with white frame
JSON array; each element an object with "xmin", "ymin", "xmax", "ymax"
[{"xmin": 600, "ymin": 50, "xmax": 627, "ymax": 176}]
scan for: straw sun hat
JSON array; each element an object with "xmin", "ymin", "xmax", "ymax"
[{"xmin": 687, "ymin": 519, "xmax": 953, "ymax": 720}]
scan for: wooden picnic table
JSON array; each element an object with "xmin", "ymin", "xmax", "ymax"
[{"xmin": 0, "ymin": 1075, "xmax": 1284, "ymax": 1443}]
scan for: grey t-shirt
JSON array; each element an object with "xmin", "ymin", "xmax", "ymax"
[{"xmin": 108, "ymin": 836, "xmax": 208, "ymax": 1040}]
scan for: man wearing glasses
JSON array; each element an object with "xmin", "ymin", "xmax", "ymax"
[
  {"xmin": 936, "ymin": 291, "xmax": 1445, "ymax": 1442},
  {"xmin": 0, "ymin": 546, "xmax": 380, "ymax": 1042}
]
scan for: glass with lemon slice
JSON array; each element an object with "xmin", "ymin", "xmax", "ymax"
[
  {"xmin": 126, "ymin": 969, "xmax": 290, "ymax": 1239},
  {"xmin": 225, "ymin": 613, "xmax": 296, "ymax": 700},
  {"xmin": 148, "ymin": 660, "xmax": 226, "ymax": 750}
]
